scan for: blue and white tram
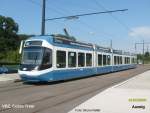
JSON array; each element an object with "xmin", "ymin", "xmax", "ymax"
[{"xmin": 18, "ymin": 35, "xmax": 136, "ymax": 82}]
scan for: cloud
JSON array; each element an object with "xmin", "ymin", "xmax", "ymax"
[{"xmin": 129, "ymin": 26, "xmax": 150, "ymax": 38}]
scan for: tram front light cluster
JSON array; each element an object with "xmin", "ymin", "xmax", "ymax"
[{"xmin": 33, "ymin": 66, "xmax": 39, "ymax": 71}]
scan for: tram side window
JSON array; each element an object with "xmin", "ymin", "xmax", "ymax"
[
  {"xmin": 126, "ymin": 57, "xmax": 128, "ymax": 64},
  {"xmin": 114, "ymin": 56, "xmax": 117, "ymax": 65},
  {"xmin": 124, "ymin": 57, "xmax": 125, "ymax": 64},
  {"xmin": 86, "ymin": 53, "xmax": 92, "ymax": 66},
  {"xmin": 120, "ymin": 56, "xmax": 122, "ymax": 64},
  {"xmin": 125, "ymin": 57, "xmax": 130, "ymax": 64},
  {"xmin": 103, "ymin": 55, "xmax": 106, "ymax": 66},
  {"xmin": 132, "ymin": 58, "xmax": 134, "ymax": 64},
  {"xmin": 114, "ymin": 56, "xmax": 120, "ymax": 65},
  {"xmin": 68, "ymin": 52, "xmax": 76, "ymax": 67},
  {"xmin": 57, "ymin": 51, "xmax": 66, "ymax": 68},
  {"xmin": 117, "ymin": 56, "xmax": 120, "ymax": 65},
  {"xmin": 98, "ymin": 54, "xmax": 102, "ymax": 66},
  {"xmin": 107, "ymin": 55, "xmax": 111, "ymax": 65},
  {"xmin": 40, "ymin": 48, "xmax": 52, "ymax": 70},
  {"xmin": 125, "ymin": 57, "xmax": 127, "ymax": 64},
  {"xmin": 128, "ymin": 57, "xmax": 130, "ymax": 64},
  {"xmin": 78, "ymin": 53, "xmax": 85, "ymax": 67},
  {"xmin": 126, "ymin": 57, "xmax": 129, "ymax": 64}
]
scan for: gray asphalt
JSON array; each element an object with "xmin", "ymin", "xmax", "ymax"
[{"xmin": 0, "ymin": 65, "xmax": 149, "ymax": 113}]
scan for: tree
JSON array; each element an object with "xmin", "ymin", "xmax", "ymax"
[
  {"xmin": 0, "ymin": 15, "xmax": 18, "ymax": 34},
  {"xmin": 144, "ymin": 52, "xmax": 149, "ymax": 57},
  {"xmin": 0, "ymin": 15, "xmax": 19, "ymax": 58}
]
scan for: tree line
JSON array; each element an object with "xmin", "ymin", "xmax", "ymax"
[
  {"xmin": 0, "ymin": 15, "xmax": 30, "ymax": 63},
  {"xmin": 137, "ymin": 52, "xmax": 150, "ymax": 64}
]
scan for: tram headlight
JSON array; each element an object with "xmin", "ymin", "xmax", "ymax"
[{"xmin": 33, "ymin": 66, "xmax": 39, "ymax": 71}]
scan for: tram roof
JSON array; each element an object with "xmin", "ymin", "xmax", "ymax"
[{"xmin": 27, "ymin": 35, "xmax": 136, "ymax": 56}]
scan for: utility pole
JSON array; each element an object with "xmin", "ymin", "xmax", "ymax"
[
  {"xmin": 143, "ymin": 40, "xmax": 145, "ymax": 64},
  {"xmin": 41, "ymin": 0, "xmax": 46, "ymax": 35},
  {"xmin": 135, "ymin": 41, "xmax": 150, "ymax": 64},
  {"xmin": 110, "ymin": 39, "xmax": 113, "ymax": 72}
]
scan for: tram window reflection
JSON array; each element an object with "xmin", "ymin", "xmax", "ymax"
[
  {"xmin": 57, "ymin": 51, "xmax": 66, "ymax": 68},
  {"xmin": 78, "ymin": 53, "xmax": 85, "ymax": 67}
]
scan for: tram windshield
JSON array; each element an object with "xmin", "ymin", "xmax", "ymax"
[
  {"xmin": 22, "ymin": 47, "xmax": 43, "ymax": 65},
  {"xmin": 20, "ymin": 47, "xmax": 52, "ymax": 71}
]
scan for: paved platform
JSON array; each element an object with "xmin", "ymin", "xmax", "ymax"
[
  {"xmin": 69, "ymin": 70, "xmax": 150, "ymax": 113},
  {"xmin": 0, "ymin": 73, "xmax": 20, "ymax": 83}
]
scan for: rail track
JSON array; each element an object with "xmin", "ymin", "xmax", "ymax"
[{"xmin": 0, "ymin": 65, "xmax": 149, "ymax": 113}]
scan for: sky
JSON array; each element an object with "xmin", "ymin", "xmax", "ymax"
[{"xmin": 1, "ymin": 0, "xmax": 150, "ymax": 53}]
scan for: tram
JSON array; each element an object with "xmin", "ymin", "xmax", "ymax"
[{"xmin": 18, "ymin": 35, "xmax": 136, "ymax": 82}]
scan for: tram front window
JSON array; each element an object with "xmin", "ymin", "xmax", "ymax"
[
  {"xmin": 22, "ymin": 47, "xmax": 43, "ymax": 65},
  {"xmin": 20, "ymin": 47, "xmax": 52, "ymax": 71}
]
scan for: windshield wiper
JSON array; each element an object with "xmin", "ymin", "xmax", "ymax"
[{"xmin": 34, "ymin": 55, "xmax": 38, "ymax": 64}]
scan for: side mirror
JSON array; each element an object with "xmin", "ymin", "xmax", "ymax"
[{"xmin": 19, "ymin": 40, "xmax": 24, "ymax": 54}]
